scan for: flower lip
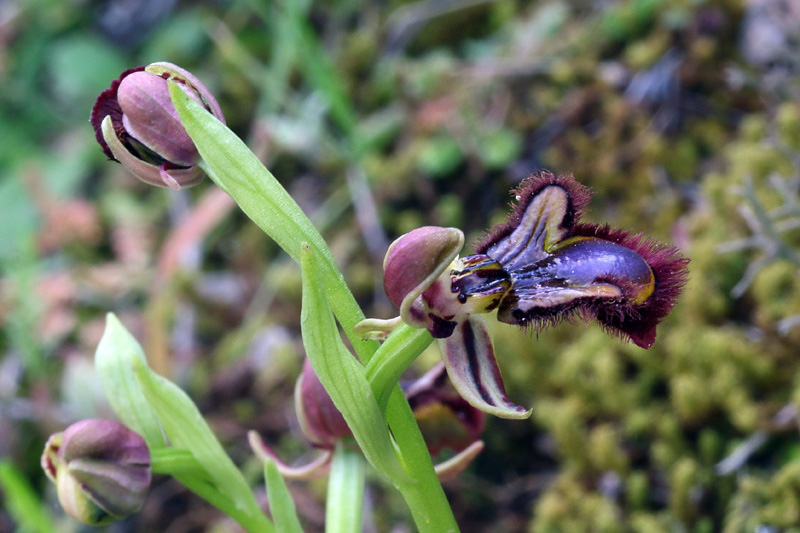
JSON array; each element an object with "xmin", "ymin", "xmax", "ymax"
[
  {"xmin": 480, "ymin": 172, "xmax": 689, "ymax": 349},
  {"xmin": 572, "ymin": 223, "xmax": 690, "ymax": 348}
]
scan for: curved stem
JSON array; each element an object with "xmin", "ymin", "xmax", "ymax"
[
  {"xmin": 173, "ymin": 97, "xmax": 458, "ymax": 531},
  {"xmin": 151, "ymin": 449, "xmax": 273, "ymax": 533},
  {"xmin": 326, "ymin": 444, "xmax": 366, "ymax": 533}
]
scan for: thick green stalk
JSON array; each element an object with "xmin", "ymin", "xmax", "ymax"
[
  {"xmin": 151, "ymin": 451, "xmax": 268, "ymax": 533},
  {"xmin": 326, "ymin": 444, "xmax": 366, "ymax": 533},
  {"xmin": 365, "ymin": 325, "xmax": 434, "ymax": 410},
  {"xmin": 386, "ymin": 387, "xmax": 459, "ymax": 532}
]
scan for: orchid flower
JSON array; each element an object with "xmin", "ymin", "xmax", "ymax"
[{"xmin": 360, "ymin": 172, "xmax": 690, "ymax": 419}]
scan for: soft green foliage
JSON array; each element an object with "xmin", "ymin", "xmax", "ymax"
[
  {"xmin": 298, "ymin": 244, "xmax": 408, "ymax": 483},
  {"xmin": 99, "ymin": 315, "xmax": 274, "ymax": 532}
]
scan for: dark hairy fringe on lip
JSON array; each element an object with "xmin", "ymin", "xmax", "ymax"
[
  {"xmin": 505, "ymin": 293, "xmax": 651, "ymax": 347},
  {"xmin": 473, "ymin": 171, "xmax": 592, "ymax": 255},
  {"xmin": 476, "ymin": 170, "xmax": 689, "ymax": 348},
  {"xmin": 573, "ymin": 223, "xmax": 690, "ymax": 348},
  {"xmin": 503, "ymin": 230, "xmax": 689, "ymax": 348}
]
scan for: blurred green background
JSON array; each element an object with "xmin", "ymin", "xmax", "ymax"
[{"xmin": 2, "ymin": 0, "xmax": 800, "ymax": 531}]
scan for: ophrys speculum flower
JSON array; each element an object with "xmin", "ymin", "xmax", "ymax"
[{"xmin": 365, "ymin": 171, "xmax": 689, "ymax": 419}]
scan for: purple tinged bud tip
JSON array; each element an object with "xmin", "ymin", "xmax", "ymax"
[{"xmin": 296, "ymin": 359, "xmax": 352, "ymax": 447}]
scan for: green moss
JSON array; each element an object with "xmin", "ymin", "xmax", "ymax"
[{"xmin": 532, "ymin": 473, "xmax": 625, "ymax": 533}]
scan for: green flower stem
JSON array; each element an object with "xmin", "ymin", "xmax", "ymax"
[
  {"xmin": 326, "ymin": 444, "xmax": 366, "ymax": 533},
  {"xmin": 195, "ymin": 161, "xmax": 370, "ymax": 359},
  {"xmin": 364, "ymin": 324, "xmax": 434, "ymax": 410},
  {"xmin": 152, "ymin": 449, "xmax": 270, "ymax": 533},
  {"xmin": 171, "ymin": 89, "xmax": 458, "ymax": 531},
  {"xmin": 385, "ymin": 387, "xmax": 460, "ymax": 532}
]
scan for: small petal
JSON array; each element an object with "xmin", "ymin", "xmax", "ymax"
[
  {"xmin": 353, "ymin": 316, "xmax": 403, "ymax": 341},
  {"xmin": 248, "ymin": 430, "xmax": 333, "ymax": 480},
  {"xmin": 117, "ymin": 71, "xmax": 200, "ymax": 165},
  {"xmin": 434, "ymin": 441, "xmax": 485, "ymax": 482},
  {"xmin": 440, "ymin": 316, "xmax": 531, "ymax": 419},
  {"xmin": 101, "ymin": 116, "xmax": 202, "ymax": 189},
  {"xmin": 475, "ymin": 171, "xmax": 591, "ymax": 262}
]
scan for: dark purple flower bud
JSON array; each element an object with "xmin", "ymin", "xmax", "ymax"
[
  {"xmin": 41, "ymin": 419, "xmax": 151, "ymax": 526},
  {"xmin": 90, "ymin": 62, "xmax": 225, "ymax": 190},
  {"xmin": 296, "ymin": 359, "xmax": 351, "ymax": 448}
]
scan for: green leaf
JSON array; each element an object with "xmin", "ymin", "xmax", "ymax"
[
  {"xmin": 326, "ymin": 444, "xmax": 365, "ymax": 533},
  {"xmin": 169, "ymin": 82, "xmax": 321, "ymax": 266},
  {"xmin": 170, "ymin": 83, "xmax": 373, "ymax": 358},
  {"xmin": 264, "ymin": 458, "xmax": 304, "ymax": 533},
  {"xmin": 132, "ymin": 357, "xmax": 273, "ymax": 532},
  {"xmin": 299, "ymin": 244, "xmax": 410, "ymax": 483},
  {"xmin": 94, "ymin": 313, "xmax": 165, "ymax": 448},
  {"xmin": 0, "ymin": 461, "xmax": 56, "ymax": 533}
]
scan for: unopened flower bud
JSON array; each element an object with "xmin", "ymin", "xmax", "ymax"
[
  {"xmin": 41, "ymin": 419, "xmax": 151, "ymax": 526},
  {"xmin": 295, "ymin": 359, "xmax": 351, "ymax": 447},
  {"xmin": 90, "ymin": 62, "xmax": 225, "ymax": 190}
]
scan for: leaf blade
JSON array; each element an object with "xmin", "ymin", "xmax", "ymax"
[
  {"xmin": 94, "ymin": 313, "xmax": 165, "ymax": 448},
  {"xmin": 299, "ymin": 244, "xmax": 409, "ymax": 482},
  {"xmin": 264, "ymin": 458, "xmax": 304, "ymax": 533}
]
